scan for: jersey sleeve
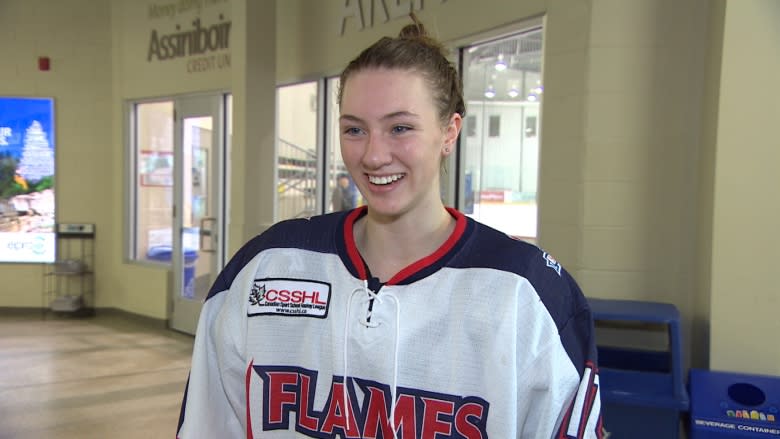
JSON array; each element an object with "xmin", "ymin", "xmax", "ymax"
[
  {"xmin": 523, "ymin": 249, "xmax": 604, "ymax": 439},
  {"xmin": 176, "ymin": 259, "xmax": 253, "ymax": 438},
  {"xmin": 554, "ymin": 306, "xmax": 603, "ymax": 439},
  {"xmin": 517, "ymin": 300, "xmax": 603, "ymax": 439}
]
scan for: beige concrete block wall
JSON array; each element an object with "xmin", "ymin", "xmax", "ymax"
[
  {"xmin": 576, "ymin": 0, "xmax": 710, "ymax": 370},
  {"xmin": 709, "ymin": 0, "xmax": 780, "ymax": 375},
  {"xmin": 0, "ymin": 0, "xmax": 113, "ymax": 308},
  {"xmin": 693, "ymin": 0, "xmax": 725, "ymax": 373}
]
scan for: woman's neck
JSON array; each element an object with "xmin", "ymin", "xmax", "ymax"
[{"xmin": 354, "ymin": 206, "xmax": 455, "ymax": 283}]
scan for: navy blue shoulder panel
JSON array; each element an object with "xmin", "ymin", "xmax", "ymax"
[
  {"xmin": 451, "ymin": 219, "xmax": 596, "ymax": 374},
  {"xmin": 204, "ymin": 211, "xmax": 347, "ymax": 301}
]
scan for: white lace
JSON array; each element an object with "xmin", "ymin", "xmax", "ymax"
[{"xmin": 343, "ymin": 279, "xmax": 401, "ymax": 438}]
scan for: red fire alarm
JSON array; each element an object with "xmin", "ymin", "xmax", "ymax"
[{"xmin": 38, "ymin": 57, "xmax": 50, "ymax": 71}]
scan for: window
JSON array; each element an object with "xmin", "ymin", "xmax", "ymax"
[
  {"xmin": 488, "ymin": 115, "xmax": 501, "ymax": 137},
  {"xmin": 274, "ymin": 77, "xmax": 361, "ymax": 220},
  {"xmin": 525, "ymin": 115, "xmax": 537, "ymax": 137},
  {"xmin": 325, "ymin": 76, "xmax": 360, "ymax": 213},
  {"xmin": 130, "ymin": 101, "xmax": 174, "ymax": 262},
  {"xmin": 459, "ymin": 26, "xmax": 543, "ymax": 242},
  {"xmin": 276, "ymin": 81, "xmax": 320, "ymax": 221},
  {"xmin": 466, "ymin": 115, "xmax": 477, "ymax": 137}
]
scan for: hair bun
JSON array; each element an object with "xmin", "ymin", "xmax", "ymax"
[{"xmin": 398, "ymin": 13, "xmax": 426, "ymax": 38}]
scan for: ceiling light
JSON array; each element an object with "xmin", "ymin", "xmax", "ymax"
[
  {"xmin": 527, "ymin": 94, "xmax": 538, "ymax": 102},
  {"xmin": 508, "ymin": 88, "xmax": 519, "ymax": 98},
  {"xmin": 494, "ymin": 54, "xmax": 507, "ymax": 72},
  {"xmin": 484, "ymin": 86, "xmax": 496, "ymax": 99}
]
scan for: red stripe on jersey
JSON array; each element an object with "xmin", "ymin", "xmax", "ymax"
[
  {"xmin": 558, "ymin": 362, "xmax": 603, "ymax": 439},
  {"xmin": 246, "ymin": 360, "xmax": 254, "ymax": 439},
  {"xmin": 577, "ymin": 363, "xmax": 599, "ymax": 436},
  {"xmin": 343, "ymin": 207, "xmax": 368, "ymax": 280},
  {"xmin": 557, "ymin": 401, "xmax": 574, "ymax": 439},
  {"xmin": 387, "ymin": 207, "xmax": 466, "ymax": 285}
]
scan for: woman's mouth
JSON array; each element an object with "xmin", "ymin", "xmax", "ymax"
[{"xmin": 367, "ymin": 174, "xmax": 405, "ymax": 185}]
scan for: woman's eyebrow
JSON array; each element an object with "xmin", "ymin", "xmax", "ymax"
[
  {"xmin": 381, "ymin": 111, "xmax": 420, "ymax": 121},
  {"xmin": 339, "ymin": 111, "xmax": 421, "ymax": 124},
  {"xmin": 339, "ymin": 111, "xmax": 420, "ymax": 124},
  {"xmin": 339, "ymin": 114, "xmax": 364, "ymax": 124}
]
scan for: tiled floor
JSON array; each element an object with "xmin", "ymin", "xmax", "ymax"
[{"xmin": 0, "ymin": 312, "xmax": 194, "ymax": 439}]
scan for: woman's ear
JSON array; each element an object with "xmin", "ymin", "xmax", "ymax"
[{"xmin": 442, "ymin": 113, "xmax": 462, "ymax": 156}]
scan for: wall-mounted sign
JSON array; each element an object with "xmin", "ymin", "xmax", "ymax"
[
  {"xmin": 147, "ymin": 16, "xmax": 231, "ymax": 62},
  {"xmin": 0, "ymin": 97, "xmax": 56, "ymax": 263},
  {"xmin": 338, "ymin": 0, "xmax": 448, "ymax": 36},
  {"xmin": 146, "ymin": 0, "xmax": 231, "ymax": 74}
]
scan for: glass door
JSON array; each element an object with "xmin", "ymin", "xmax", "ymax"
[{"xmin": 170, "ymin": 94, "xmax": 225, "ymax": 334}]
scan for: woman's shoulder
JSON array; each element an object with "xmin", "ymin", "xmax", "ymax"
[
  {"xmin": 461, "ymin": 218, "xmax": 573, "ymax": 285},
  {"xmin": 254, "ymin": 211, "xmax": 348, "ymax": 247},
  {"xmin": 465, "ymin": 218, "xmax": 589, "ymax": 326},
  {"xmin": 467, "ymin": 218, "xmax": 542, "ymax": 260}
]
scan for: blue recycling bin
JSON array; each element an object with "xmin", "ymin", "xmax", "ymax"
[
  {"xmin": 146, "ymin": 245, "xmax": 198, "ymax": 299},
  {"xmin": 589, "ymin": 298, "xmax": 690, "ymax": 439},
  {"xmin": 689, "ymin": 369, "xmax": 780, "ymax": 438}
]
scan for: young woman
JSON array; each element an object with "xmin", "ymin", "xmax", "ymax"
[{"xmin": 178, "ymin": 18, "xmax": 602, "ymax": 439}]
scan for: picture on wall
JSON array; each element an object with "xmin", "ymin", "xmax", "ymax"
[{"xmin": 0, "ymin": 97, "xmax": 56, "ymax": 263}]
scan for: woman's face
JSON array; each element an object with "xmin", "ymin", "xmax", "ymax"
[{"xmin": 339, "ymin": 68, "xmax": 461, "ymax": 221}]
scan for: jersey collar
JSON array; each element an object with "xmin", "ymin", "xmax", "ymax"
[{"xmin": 339, "ymin": 206, "xmax": 470, "ymax": 285}]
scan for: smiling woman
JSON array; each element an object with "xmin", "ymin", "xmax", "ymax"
[{"xmin": 177, "ymin": 15, "xmax": 603, "ymax": 439}]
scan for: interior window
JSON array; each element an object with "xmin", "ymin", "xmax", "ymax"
[
  {"xmin": 460, "ymin": 27, "xmax": 543, "ymax": 243},
  {"xmin": 276, "ymin": 81, "xmax": 320, "ymax": 221},
  {"xmin": 131, "ymin": 100, "xmax": 174, "ymax": 262},
  {"xmin": 325, "ymin": 76, "xmax": 360, "ymax": 213}
]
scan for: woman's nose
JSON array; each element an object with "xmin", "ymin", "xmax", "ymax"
[{"xmin": 361, "ymin": 133, "xmax": 392, "ymax": 169}]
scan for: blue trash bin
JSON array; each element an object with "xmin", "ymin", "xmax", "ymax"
[
  {"xmin": 146, "ymin": 245, "xmax": 199, "ymax": 299},
  {"xmin": 589, "ymin": 298, "xmax": 690, "ymax": 439},
  {"xmin": 690, "ymin": 369, "xmax": 780, "ymax": 438}
]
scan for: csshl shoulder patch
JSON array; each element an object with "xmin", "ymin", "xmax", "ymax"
[
  {"xmin": 542, "ymin": 251, "xmax": 562, "ymax": 276},
  {"xmin": 248, "ymin": 278, "xmax": 331, "ymax": 318}
]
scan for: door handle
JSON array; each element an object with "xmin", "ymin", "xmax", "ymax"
[{"xmin": 199, "ymin": 217, "xmax": 217, "ymax": 253}]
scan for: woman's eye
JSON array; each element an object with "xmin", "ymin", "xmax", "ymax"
[
  {"xmin": 343, "ymin": 127, "xmax": 363, "ymax": 136},
  {"xmin": 392, "ymin": 125, "xmax": 412, "ymax": 134}
]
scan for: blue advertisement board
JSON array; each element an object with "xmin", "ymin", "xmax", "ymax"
[{"xmin": 0, "ymin": 97, "xmax": 56, "ymax": 263}]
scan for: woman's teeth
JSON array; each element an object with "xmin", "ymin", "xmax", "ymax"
[{"xmin": 368, "ymin": 174, "xmax": 404, "ymax": 185}]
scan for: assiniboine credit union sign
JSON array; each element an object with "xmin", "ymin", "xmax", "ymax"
[{"xmin": 146, "ymin": 0, "xmax": 231, "ymax": 74}]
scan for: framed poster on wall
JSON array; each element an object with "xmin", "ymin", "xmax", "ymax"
[{"xmin": 0, "ymin": 97, "xmax": 56, "ymax": 263}]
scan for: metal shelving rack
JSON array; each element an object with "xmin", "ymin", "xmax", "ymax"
[{"xmin": 43, "ymin": 223, "xmax": 95, "ymax": 316}]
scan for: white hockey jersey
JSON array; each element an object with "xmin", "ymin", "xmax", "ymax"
[{"xmin": 177, "ymin": 207, "xmax": 602, "ymax": 438}]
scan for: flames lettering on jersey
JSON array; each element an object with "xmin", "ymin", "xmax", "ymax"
[{"xmin": 252, "ymin": 365, "xmax": 490, "ymax": 439}]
